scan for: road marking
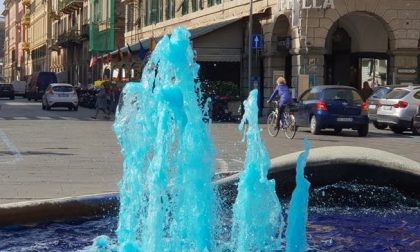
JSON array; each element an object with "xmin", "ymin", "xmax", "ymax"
[
  {"xmin": 0, "ymin": 129, "xmax": 22, "ymax": 164},
  {"xmin": 36, "ymin": 116, "xmax": 53, "ymax": 120},
  {"xmin": 59, "ymin": 117, "xmax": 76, "ymax": 120},
  {"xmin": 13, "ymin": 117, "xmax": 28, "ymax": 120}
]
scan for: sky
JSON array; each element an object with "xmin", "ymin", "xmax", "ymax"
[{"xmin": 0, "ymin": 0, "xmax": 4, "ymax": 17}]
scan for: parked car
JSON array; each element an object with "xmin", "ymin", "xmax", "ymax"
[
  {"xmin": 0, "ymin": 83, "xmax": 15, "ymax": 100},
  {"xmin": 367, "ymin": 84, "xmax": 419, "ymax": 129},
  {"xmin": 11, "ymin": 80, "xmax": 27, "ymax": 97},
  {"xmin": 41, "ymin": 83, "xmax": 79, "ymax": 111},
  {"xmin": 293, "ymin": 86, "xmax": 369, "ymax": 136},
  {"xmin": 27, "ymin": 72, "xmax": 57, "ymax": 101},
  {"xmin": 376, "ymin": 85, "xmax": 420, "ymax": 134},
  {"xmin": 413, "ymin": 105, "xmax": 420, "ymax": 135}
]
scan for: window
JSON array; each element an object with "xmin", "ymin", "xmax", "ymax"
[
  {"xmin": 166, "ymin": 0, "xmax": 175, "ymax": 20},
  {"xmin": 386, "ymin": 89, "xmax": 410, "ymax": 99},
  {"xmin": 126, "ymin": 3, "xmax": 135, "ymax": 32},
  {"xmin": 145, "ymin": 0, "xmax": 163, "ymax": 25},
  {"xmin": 323, "ymin": 88, "xmax": 362, "ymax": 103},
  {"xmin": 371, "ymin": 87, "xmax": 391, "ymax": 99},
  {"xmin": 182, "ymin": 0, "xmax": 189, "ymax": 15},
  {"xmin": 208, "ymin": 0, "xmax": 222, "ymax": 7},
  {"xmin": 413, "ymin": 91, "xmax": 420, "ymax": 100}
]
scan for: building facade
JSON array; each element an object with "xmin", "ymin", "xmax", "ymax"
[
  {"xmin": 117, "ymin": 0, "xmax": 420, "ymax": 115},
  {"xmin": 0, "ymin": 18, "xmax": 5, "ymax": 77},
  {"xmin": 50, "ymin": 0, "xmax": 90, "ymax": 85},
  {"xmin": 2, "ymin": 0, "xmax": 28, "ymax": 82}
]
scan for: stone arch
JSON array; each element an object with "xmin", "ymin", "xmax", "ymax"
[{"xmin": 323, "ymin": 10, "xmax": 396, "ymax": 52}]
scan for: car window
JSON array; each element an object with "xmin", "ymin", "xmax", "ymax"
[
  {"xmin": 299, "ymin": 89, "xmax": 319, "ymax": 101},
  {"xmin": 52, "ymin": 86, "xmax": 74, "ymax": 92},
  {"xmin": 299, "ymin": 90, "xmax": 311, "ymax": 101},
  {"xmin": 371, "ymin": 87, "xmax": 391, "ymax": 99},
  {"xmin": 386, "ymin": 89, "xmax": 410, "ymax": 99},
  {"xmin": 323, "ymin": 88, "xmax": 362, "ymax": 103},
  {"xmin": 414, "ymin": 91, "xmax": 420, "ymax": 100}
]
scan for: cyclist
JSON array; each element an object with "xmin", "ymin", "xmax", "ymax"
[{"xmin": 267, "ymin": 77, "xmax": 292, "ymax": 130}]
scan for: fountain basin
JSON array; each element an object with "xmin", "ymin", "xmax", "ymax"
[{"xmin": 1, "ymin": 146, "xmax": 419, "ymax": 228}]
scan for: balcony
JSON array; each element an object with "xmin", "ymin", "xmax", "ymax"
[
  {"xmin": 22, "ymin": 0, "xmax": 31, "ymax": 7},
  {"xmin": 22, "ymin": 14, "xmax": 30, "ymax": 26},
  {"xmin": 22, "ymin": 42, "xmax": 30, "ymax": 52},
  {"xmin": 57, "ymin": 29, "xmax": 83, "ymax": 48},
  {"xmin": 59, "ymin": 0, "xmax": 84, "ymax": 14},
  {"xmin": 49, "ymin": 11, "xmax": 61, "ymax": 21}
]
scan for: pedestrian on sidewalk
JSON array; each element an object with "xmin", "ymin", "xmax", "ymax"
[
  {"xmin": 361, "ymin": 81, "xmax": 373, "ymax": 101},
  {"xmin": 91, "ymin": 85, "xmax": 111, "ymax": 120}
]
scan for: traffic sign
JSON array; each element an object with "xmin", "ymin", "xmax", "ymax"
[{"xmin": 252, "ymin": 34, "xmax": 263, "ymax": 49}]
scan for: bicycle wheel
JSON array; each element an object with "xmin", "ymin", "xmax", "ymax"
[
  {"xmin": 284, "ymin": 113, "xmax": 297, "ymax": 139},
  {"xmin": 267, "ymin": 112, "xmax": 280, "ymax": 137}
]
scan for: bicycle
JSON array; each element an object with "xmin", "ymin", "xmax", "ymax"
[{"xmin": 267, "ymin": 102, "xmax": 297, "ymax": 139}]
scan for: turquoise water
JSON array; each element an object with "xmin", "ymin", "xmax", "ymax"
[{"xmin": 89, "ymin": 27, "xmax": 310, "ymax": 251}]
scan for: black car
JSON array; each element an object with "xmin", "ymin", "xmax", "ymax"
[
  {"xmin": 293, "ymin": 86, "xmax": 369, "ymax": 136},
  {"xmin": 0, "ymin": 84, "xmax": 15, "ymax": 100}
]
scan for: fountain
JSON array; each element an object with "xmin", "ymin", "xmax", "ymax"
[{"xmin": 0, "ymin": 27, "xmax": 419, "ymax": 251}]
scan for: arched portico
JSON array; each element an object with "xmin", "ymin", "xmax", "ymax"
[
  {"xmin": 324, "ymin": 11, "xmax": 396, "ymax": 88},
  {"xmin": 291, "ymin": 0, "xmax": 420, "ymax": 93},
  {"xmin": 262, "ymin": 14, "xmax": 291, "ymax": 115}
]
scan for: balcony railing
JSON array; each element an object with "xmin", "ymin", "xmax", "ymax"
[
  {"xmin": 59, "ymin": 0, "xmax": 84, "ymax": 14},
  {"xmin": 57, "ymin": 29, "xmax": 84, "ymax": 48},
  {"xmin": 22, "ymin": 14, "xmax": 30, "ymax": 26},
  {"xmin": 22, "ymin": 0, "xmax": 31, "ymax": 7}
]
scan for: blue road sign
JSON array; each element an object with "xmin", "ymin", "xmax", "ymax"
[{"xmin": 252, "ymin": 34, "xmax": 262, "ymax": 49}]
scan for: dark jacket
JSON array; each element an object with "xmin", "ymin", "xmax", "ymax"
[{"xmin": 268, "ymin": 84, "xmax": 292, "ymax": 106}]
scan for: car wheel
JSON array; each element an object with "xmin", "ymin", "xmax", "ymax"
[
  {"xmin": 412, "ymin": 121, "xmax": 420, "ymax": 136},
  {"xmin": 68, "ymin": 107, "xmax": 72, "ymax": 111},
  {"xmin": 310, "ymin": 116, "xmax": 321, "ymax": 135},
  {"xmin": 389, "ymin": 125, "xmax": 405, "ymax": 134},
  {"xmin": 373, "ymin": 121, "xmax": 387, "ymax": 130},
  {"xmin": 358, "ymin": 124, "xmax": 369, "ymax": 137},
  {"xmin": 74, "ymin": 106, "xmax": 78, "ymax": 111},
  {"xmin": 28, "ymin": 97, "xmax": 31, "ymax": 101},
  {"xmin": 46, "ymin": 103, "xmax": 51, "ymax": 110},
  {"xmin": 334, "ymin": 128, "xmax": 342, "ymax": 134},
  {"xmin": 42, "ymin": 103, "xmax": 45, "ymax": 110},
  {"xmin": 10, "ymin": 96, "xmax": 15, "ymax": 100}
]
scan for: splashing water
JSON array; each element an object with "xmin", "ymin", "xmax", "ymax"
[
  {"xmin": 286, "ymin": 138, "xmax": 311, "ymax": 252},
  {"xmin": 89, "ymin": 27, "xmax": 311, "ymax": 252},
  {"xmin": 230, "ymin": 89, "xmax": 283, "ymax": 251},
  {"xmin": 111, "ymin": 27, "xmax": 218, "ymax": 251}
]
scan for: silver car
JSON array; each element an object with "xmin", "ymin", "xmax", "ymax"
[{"xmin": 376, "ymin": 85, "xmax": 420, "ymax": 134}]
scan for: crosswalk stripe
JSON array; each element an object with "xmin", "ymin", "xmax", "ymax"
[{"xmin": 36, "ymin": 116, "xmax": 53, "ymax": 120}]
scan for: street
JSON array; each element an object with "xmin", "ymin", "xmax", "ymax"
[{"xmin": 0, "ymin": 97, "xmax": 419, "ymax": 204}]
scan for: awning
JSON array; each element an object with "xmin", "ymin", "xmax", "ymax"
[{"xmin": 102, "ymin": 17, "xmax": 244, "ymax": 58}]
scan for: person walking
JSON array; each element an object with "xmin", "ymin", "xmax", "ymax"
[
  {"xmin": 361, "ymin": 81, "xmax": 373, "ymax": 101},
  {"xmin": 267, "ymin": 77, "xmax": 292, "ymax": 129},
  {"xmin": 91, "ymin": 85, "xmax": 110, "ymax": 119}
]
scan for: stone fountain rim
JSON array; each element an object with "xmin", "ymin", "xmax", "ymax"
[{"xmin": 1, "ymin": 146, "xmax": 419, "ymax": 227}]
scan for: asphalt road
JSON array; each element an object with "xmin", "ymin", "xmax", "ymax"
[{"xmin": 0, "ymin": 97, "xmax": 419, "ymax": 204}]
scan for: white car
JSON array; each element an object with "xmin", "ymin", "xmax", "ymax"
[{"xmin": 42, "ymin": 83, "xmax": 79, "ymax": 111}]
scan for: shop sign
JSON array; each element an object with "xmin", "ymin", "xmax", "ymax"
[
  {"xmin": 279, "ymin": 0, "xmax": 335, "ymax": 10},
  {"xmin": 397, "ymin": 68, "xmax": 416, "ymax": 74}
]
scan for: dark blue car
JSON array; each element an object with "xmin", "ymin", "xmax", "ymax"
[{"xmin": 293, "ymin": 86, "xmax": 369, "ymax": 136}]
